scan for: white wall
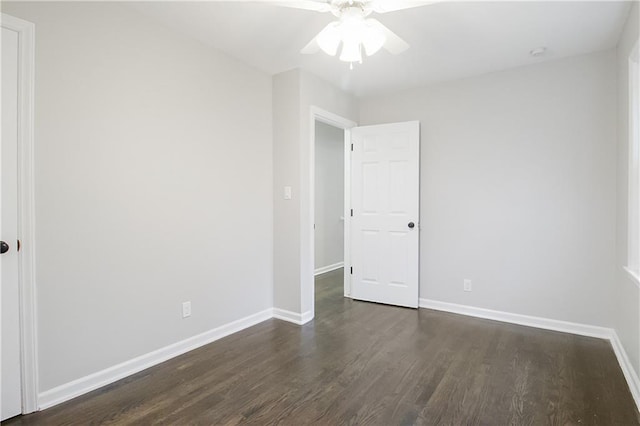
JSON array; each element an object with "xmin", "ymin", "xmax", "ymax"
[
  {"xmin": 2, "ymin": 2, "xmax": 273, "ymax": 393},
  {"xmin": 616, "ymin": 2, "xmax": 640, "ymax": 379},
  {"xmin": 272, "ymin": 69, "xmax": 357, "ymax": 316},
  {"xmin": 314, "ymin": 122, "xmax": 344, "ymax": 271},
  {"xmin": 359, "ymin": 51, "xmax": 617, "ymax": 327}
]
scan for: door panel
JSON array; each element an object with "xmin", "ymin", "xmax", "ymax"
[
  {"xmin": 361, "ymin": 163, "xmax": 379, "ymax": 213},
  {"xmin": 389, "ymin": 231, "xmax": 408, "ymax": 286},
  {"xmin": 389, "ymin": 161, "xmax": 408, "ymax": 213},
  {"xmin": 361, "ymin": 230, "xmax": 381, "ymax": 283},
  {"xmin": 350, "ymin": 121, "xmax": 419, "ymax": 308}
]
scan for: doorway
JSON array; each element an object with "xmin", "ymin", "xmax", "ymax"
[
  {"xmin": 307, "ymin": 109, "xmax": 421, "ymax": 317},
  {"xmin": 314, "ymin": 121, "xmax": 345, "ymax": 309},
  {"xmin": 307, "ymin": 108, "xmax": 356, "ymax": 320},
  {"xmin": 314, "ymin": 121, "xmax": 345, "ymax": 275}
]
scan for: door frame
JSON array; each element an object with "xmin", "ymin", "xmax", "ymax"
[
  {"xmin": 308, "ymin": 107, "xmax": 357, "ymax": 315},
  {"xmin": 1, "ymin": 13, "xmax": 38, "ymax": 414}
]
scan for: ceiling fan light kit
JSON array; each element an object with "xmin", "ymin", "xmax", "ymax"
[
  {"xmin": 279, "ymin": 0, "xmax": 425, "ymax": 68},
  {"xmin": 315, "ymin": 8, "xmax": 387, "ymax": 66}
]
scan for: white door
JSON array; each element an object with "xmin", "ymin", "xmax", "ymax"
[
  {"xmin": 350, "ymin": 121, "xmax": 420, "ymax": 308},
  {"xmin": 1, "ymin": 25, "xmax": 23, "ymax": 421}
]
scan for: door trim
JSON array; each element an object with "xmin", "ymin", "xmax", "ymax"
[
  {"xmin": 309, "ymin": 107, "xmax": 357, "ymax": 318},
  {"xmin": 1, "ymin": 13, "xmax": 38, "ymax": 414}
]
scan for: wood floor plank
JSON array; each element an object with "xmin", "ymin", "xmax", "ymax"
[{"xmin": 5, "ymin": 268, "xmax": 638, "ymax": 425}]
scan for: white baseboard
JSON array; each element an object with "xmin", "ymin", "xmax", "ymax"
[
  {"xmin": 419, "ymin": 298, "xmax": 640, "ymax": 411},
  {"xmin": 314, "ymin": 262, "xmax": 344, "ymax": 276},
  {"xmin": 34, "ymin": 299, "xmax": 640, "ymax": 415},
  {"xmin": 610, "ymin": 330, "xmax": 640, "ymax": 411},
  {"xmin": 273, "ymin": 308, "xmax": 314, "ymax": 325},
  {"xmin": 419, "ymin": 298, "xmax": 611, "ymax": 338},
  {"xmin": 38, "ymin": 308, "xmax": 274, "ymax": 410},
  {"xmin": 300, "ymin": 310, "xmax": 314, "ymax": 324}
]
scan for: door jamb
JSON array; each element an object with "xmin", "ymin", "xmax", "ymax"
[
  {"xmin": 309, "ymin": 107, "xmax": 357, "ymax": 313},
  {"xmin": 2, "ymin": 13, "xmax": 38, "ymax": 414}
]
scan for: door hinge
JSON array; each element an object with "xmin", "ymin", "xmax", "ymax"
[
  {"xmin": 350, "ymin": 266, "xmax": 353, "ymax": 274},
  {"xmin": 351, "ymin": 143, "xmax": 354, "ymax": 151},
  {"xmin": 350, "ymin": 209, "xmax": 353, "ymax": 217}
]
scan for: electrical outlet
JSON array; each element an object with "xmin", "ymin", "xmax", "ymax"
[
  {"xmin": 182, "ymin": 301, "xmax": 191, "ymax": 318},
  {"xmin": 463, "ymin": 279, "xmax": 472, "ymax": 292}
]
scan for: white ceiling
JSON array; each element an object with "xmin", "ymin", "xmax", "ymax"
[{"xmin": 130, "ymin": 1, "xmax": 632, "ymax": 97}]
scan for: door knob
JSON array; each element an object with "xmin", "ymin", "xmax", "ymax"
[
  {"xmin": 1, "ymin": 241, "xmax": 9, "ymax": 254},
  {"xmin": 408, "ymin": 222, "xmax": 415, "ymax": 229}
]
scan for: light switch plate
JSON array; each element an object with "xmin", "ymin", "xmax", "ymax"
[
  {"xmin": 284, "ymin": 186, "xmax": 292, "ymax": 200},
  {"xmin": 182, "ymin": 301, "xmax": 191, "ymax": 318}
]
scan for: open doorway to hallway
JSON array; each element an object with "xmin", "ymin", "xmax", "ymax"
[{"xmin": 314, "ymin": 121, "xmax": 346, "ymax": 311}]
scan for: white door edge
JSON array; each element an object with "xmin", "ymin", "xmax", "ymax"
[
  {"xmin": 1, "ymin": 13, "xmax": 38, "ymax": 415},
  {"xmin": 343, "ymin": 128, "xmax": 352, "ymax": 298}
]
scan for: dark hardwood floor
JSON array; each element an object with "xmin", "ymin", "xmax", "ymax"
[{"xmin": 6, "ymin": 268, "xmax": 639, "ymax": 425}]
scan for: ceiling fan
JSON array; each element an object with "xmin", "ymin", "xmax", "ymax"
[{"xmin": 272, "ymin": 0, "xmax": 436, "ymax": 67}]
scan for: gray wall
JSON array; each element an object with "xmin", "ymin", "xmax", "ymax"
[
  {"xmin": 314, "ymin": 122, "xmax": 344, "ymax": 271},
  {"xmin": 3, "ymin": 2, "xmax": 273, "ymax": 392},
  {"xmin": 273, "ymin": 69, "xmax": 357, "ymax": 316},
  {"xmin": 3, "ymin": 0, "xmax": 634, "ymax": 401},
  {"xmin": 359, "ymin": 50, "xmax": 617, "ymax": 327},
  {"xmin": 616, "ymin": 2, "xmax": 640, "ymax": 380},
  {"xmin": 272, "ymin": 69, "xmax": 302, "ymax": 314}
]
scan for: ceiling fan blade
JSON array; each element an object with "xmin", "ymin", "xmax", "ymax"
[
  {"xmin": 301, "ymin": 22, "xmax": 341, "ymax": 56},
  {"xmin": 267, "ymin": 0, "xmax": 333, "ymax": 12},
  {"xmin": 370, "ymin": 0, "xmax": 438, "ymax": 13},
  {"xmin": 301, "ymin": 38, "xmax": 321, "ymax": 54},
  {"xmin": 367, "ymin": 19, "xmax": 409, "ymax": 55}
]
